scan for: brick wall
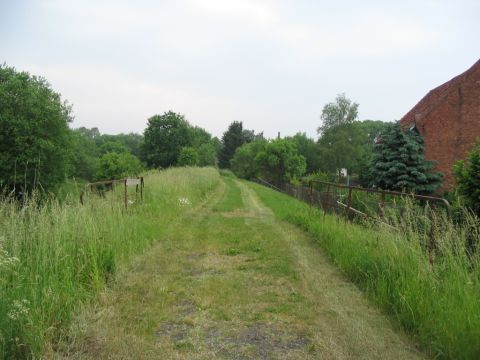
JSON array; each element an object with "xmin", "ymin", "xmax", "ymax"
[{"xmin": 400, "ymin": 59, "xmax": 480, "ymax": 192}]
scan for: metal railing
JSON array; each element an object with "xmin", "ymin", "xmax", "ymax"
[
  {"xmin": 255, "ymin": 177, "xmax": 450, "ymax": 263},
  {"xmin": 80, "ymin": 177, "xmax": 144, "ymax": 209}
]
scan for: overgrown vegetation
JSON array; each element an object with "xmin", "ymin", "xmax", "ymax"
[
  {"xmin": 251, "ymin": 182, "xmax": 480, "ymax": 359},
  {"xmin": 454, "ymin": 139, "xmax": 480, "ymax": 215},
  {"xmin": 0, "ymin": 167, "xmax": 220, "ymax": 358}
]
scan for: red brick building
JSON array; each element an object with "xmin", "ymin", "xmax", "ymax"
[{"xmin": 399, "ymin": 59, "xmax": 480, "ymax": 191}]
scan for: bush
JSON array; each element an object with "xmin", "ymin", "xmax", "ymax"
[
  {"xmin": 454, "ymin": 139, "xmax": 480, "ymax": 215},
  {"xmin": 177, "ymin": 147, "xmax": 199, "ymax": 166},
  {"xmin": 96, "ymin": 152, "xmax": 143, "ymax": 180}
]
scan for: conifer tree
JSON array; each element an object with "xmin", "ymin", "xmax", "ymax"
[
  {"xmin": 218, "ymin": 121, "xmax": 245, "ymax": 168},
  {"xmin": 369, "ymin": 122, "xmax": 442, "ymax": 194}
]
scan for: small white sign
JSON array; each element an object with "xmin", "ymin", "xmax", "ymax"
[{"xmin": 126, "ymin": 178, "xmax": 141, "ymax": 186}]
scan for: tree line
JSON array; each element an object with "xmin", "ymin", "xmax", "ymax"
[{"xmin": 4, "ymin": 63, "xmax": 480, "ymax": 214}]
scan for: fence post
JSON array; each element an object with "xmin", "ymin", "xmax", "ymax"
[
  {"xmin": 428, "ymin": 202, "xmax": 437, "ymax": 264},
  {"xmin": 141, "ymin": 177, "xmax": 144, "ymax": 201},
  {"xmin": 345, "ymin": 186, "xmax": 353, "ymax": 222},
  {"xmin": 309, "ymin": 181, "xmax": 313, "ymax": 208},
  {"xmin": 324, "ymin": 183, "xmax": 331, "ymax": 221},
  {"xmin": 379, "ymin": 192, "xmax": 385, "ymax": 219}
]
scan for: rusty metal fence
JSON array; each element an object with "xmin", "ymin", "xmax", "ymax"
[
  {"xmin": 254, "ymin": 177, "xmax": 451, "ymax": 263},
  {"xmin": 80, "ymin": 177, "xmax": 144, "ymax": 209},
  {"xmin": 255, "ymin": 179, "xmax": 451, "ymax": 263},
  {"xmin": 256, "ymin": 178, "xmax": 450, "ymax": 221}
]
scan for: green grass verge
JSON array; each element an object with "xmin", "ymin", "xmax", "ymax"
[
  {"xmin": 249, "ymin": 181, "xmax": 480, "ymax": 360},
  {"xmin": 0, "ymin": 167, "xmax": 220, "ymax": 359}
]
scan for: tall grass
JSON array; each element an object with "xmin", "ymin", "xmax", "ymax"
[
  {"xmin": 0, "ymin": 167, "xmax": 220, "ymax": 359},
  {"xmin": 250, "ymin": 182, "xmax": 480, "ymax": 360}
]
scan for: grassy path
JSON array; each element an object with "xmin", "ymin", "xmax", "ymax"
[{"xmin": 55, "ymin": 177, "xmax": 424, "ymax": 359}]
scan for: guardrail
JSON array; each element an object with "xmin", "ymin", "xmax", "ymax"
[
  {"xmin": 306, "ymin": 180, "xmax": 450, "ymax": 221},
  {"xmin": 80, "ymin": 177, "xmax": 144, "ymax": 209},
  {"xmin": 255, "ymin": 178, "xmax": 450, "ymax": 263}
]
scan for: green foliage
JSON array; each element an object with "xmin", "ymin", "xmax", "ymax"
[
  {"xmin": 197, "ymin": 142, "xmax": 217, "ymax": 166},
  {"xmin": 287, "ymin": 133, "xmax": 321, "ymax": 174},
  {"xmin": 317, "ymin": 120, "xmax": 387, "ymax": 176},
  {"xmin": 96, "ymin": 152, "xmax": 143, "ymax": 180},
  {"xmin": 370, "ymin": 122, "xmax": 442, "ymax": 194},
  {"xmin": 218, "ymin": 121, "xmax": 245, "ymax": 168},
  {"xmin": 111, "ymin": 132, "xmax": 144, "ymax": 157},
  {"xmin": 95, "ymin": 132, "xmax": 144, "ymax": 158},
  {"xmin": 317, "ymin": 93, "xmax": 359, "ymax": 134},
  {"xmin": 98, "ymin": 140, "xmax": 129, "ymax": 156},
  {"xmin": 66, "ymin": 129, "xmax": 99, "ymax": 181},
  {"xmin": 303, "ymin": 171, "xmax": 337, "ymax": 183},
  {"xmin": 218, "ymin": 121, "xmax": 260, "ymax": 169},
  {"xmin": 66, "ymin": 128, "xmax": 144, "ymax": 182},
  {"xmin": 230, "ymin": 139, "xmax": 267, "ymax": 179},
  {"xmin": 189, "ymin": 126, "xmax": 211, "ymax": 148},
  {"xmin": 0, "ymin": 64, "xmax": 72, "ymax": 193},
  {"xmin": 177, "ymin": 147, "xmax": 199, "ymax": 166},
  {"xmin": 231, "ymin": 139, "xmax": 306, "ymax": 183},
  {"xmin": 454, "ymin": 139, "xmax": 480, "ymax": 215},
  {"xmin": 255, "ymin": 139, "xmax": 306, "ymax": 184},
  {"xmin": 142, "ymin": 111, "xmax": 192, "ymax": 168}
]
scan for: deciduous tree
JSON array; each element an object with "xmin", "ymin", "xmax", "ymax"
[
  {"xmin": 317, "ymin": 93, "xmax": 358, "ymax": 135},
  {"xmin": 142, "ymin": 111, "xmax": 191, "ymax": 168},
  {"xmin": 0, "ymin": 65, "xmax": 72, "ymax": 193}
]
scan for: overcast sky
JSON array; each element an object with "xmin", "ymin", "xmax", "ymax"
[{"xmin": 1, "ymin": 0, "xmax": 479, "ymax": 139}]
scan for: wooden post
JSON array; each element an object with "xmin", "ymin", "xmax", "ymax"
[{"xmin": 141, "ymin": 177, "xmax": 144, "ymax": 201}]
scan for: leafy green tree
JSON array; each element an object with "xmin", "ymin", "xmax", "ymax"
[
  {"xmin": 317, "ymin": 120, "xmax": 387, "ymax": 176},
  {"xmin": 0, "ymin": 64, "xmax": 72, "ymax": 193},
  {"xmin": 369, "ymin": 122, "xmax": 442, "ymax": 194},
  {"xmin": 177, "ymin": 147, "xmax": 199, "ymax": 166},
  {"xmin": 287, "ymin": 133, "xmax": 321, "ymax": 174},
  {"xmin": 142, "ymin": 111, "xmax": 192, "ymax": 168},
  {"xmin": 66, "ymin": 129, "xmax": 100, "ymax": 181},
  {"xmin": 197, "ymin": 142, "xmax": 217, "ymax": 166},
  {"xmin": 76, "ymin": 126, "xmax": 100, "ymax": 140},
  {"xmin": 255, "ymin": 139, "xmax": 306, "ymax": 184},
  {"xmin": 318, "ymin": 93, "xmax": 359, "ymax": 134},
  {"xmin": 230, "ymin": 139, "xmax": 267, "ymax": 179},
  {"xmin": 96, "ymin": 152, "xmax": 143, "ymax": 180},
  {"xmin": 189, "ymin": 126, "xmax": 212, "ymax": 148},
  {"xmin": 98, "ymin": 140, "xmax": 129, "ymax": 156},
  {"xmin": 454, "ymin": 139, "xmax": 480, "ymax": 214},
  {"xmin": 100, "ymin": 132, "xmax": 144, "ymax": 157}
]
